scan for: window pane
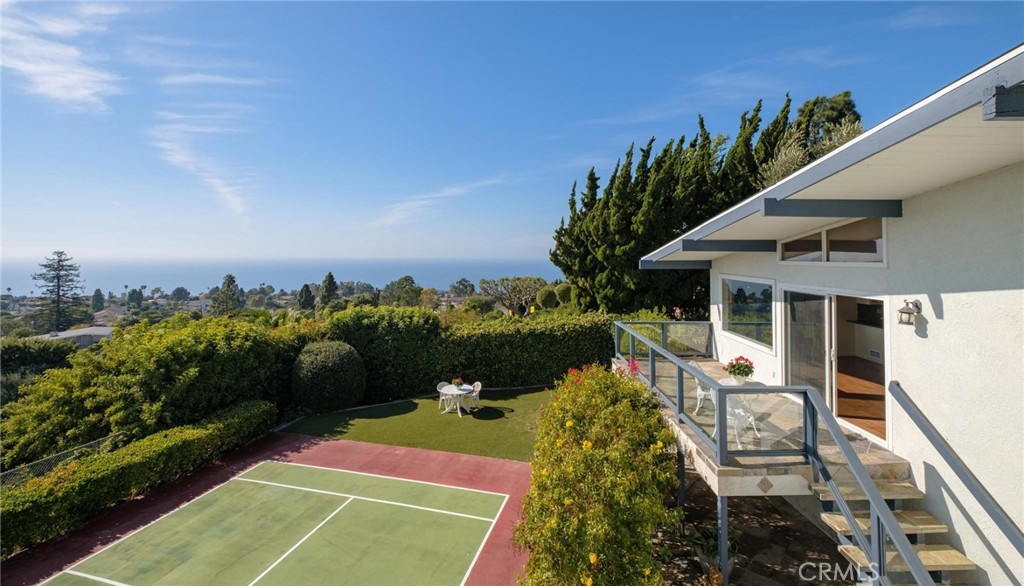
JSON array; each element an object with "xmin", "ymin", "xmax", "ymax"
[
  {"xmin": 722, "ymin": 278, "xmax": 773, "ymax": 347},
  {"xmin": 826, "ymin": 218, "xmax": 883, "ymax": 262},
  {"xmin": 781, "ymin": 233, "xmax": 822, "ymax": 261}
]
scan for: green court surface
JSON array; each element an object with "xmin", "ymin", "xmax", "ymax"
[{"xmin": 43, "ymin": 461, "xmax": 508, "ymax": 586}]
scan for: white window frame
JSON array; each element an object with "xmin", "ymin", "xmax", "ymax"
[
  {"xmin": 778, "ymin": 218, "xmax": 888, "ymax": 268},
  {"xmin": 719, "ymin": 274, "xmax": 775, "ymax": 352}
]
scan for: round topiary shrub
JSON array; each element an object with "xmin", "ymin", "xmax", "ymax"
[{"xmin": 291, "ymin": 341, "xmax": 367, "ymax": 413}]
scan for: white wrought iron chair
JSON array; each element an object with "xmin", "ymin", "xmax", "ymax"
[
  {"xmin": 690, "ymin": 361, "xmax": 714, "ymax": 415},
  {"xmin": 465, "ymin": 382, "xmax": 482, "ymax": 410}
]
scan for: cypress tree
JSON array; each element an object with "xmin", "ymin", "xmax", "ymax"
[
  {"xmin": 319, "ymin": 272, "xmax": 339, "ymax": 308},
  {"xmin": 297, "ymin": 284, "xmax": 315, "ymax": 310},
  {"xmin": 31, "ymin": 251, "xmax": 84, "ymax": 332}
]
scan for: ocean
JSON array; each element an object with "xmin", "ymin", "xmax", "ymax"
[{"xmin": 0, "ymin": 258, "xmax": 564, "ymax": 297}]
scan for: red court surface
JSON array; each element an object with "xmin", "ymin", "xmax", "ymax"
[{"xmin": 2, "ymin": 433, "xmax": 532, "ymax": 586}]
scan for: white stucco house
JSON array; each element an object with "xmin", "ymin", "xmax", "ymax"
[{"xmin": 623, "ymin": 46, "xmax": 1023, "ymax": 585}]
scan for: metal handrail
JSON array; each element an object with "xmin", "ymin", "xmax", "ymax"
[
  {"xmin": 890, "ymin": 381, "xmax": 1024, "ymax": 556},
  {"xmin": 614, "ymin": 321, "xmax": 936, "ymax": 585}
]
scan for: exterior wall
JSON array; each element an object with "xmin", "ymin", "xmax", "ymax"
[{"xmin": 707, "ymin": 162, "xmax": 1024, "ymax": 585}]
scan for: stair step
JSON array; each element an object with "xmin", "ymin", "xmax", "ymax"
[
  {"xmin": 821, "ymin": 510, "xmax": 948, "ymax": 536},
  {"xmin": 812, "ymin": 481, "xmax": 924, "ymax": 502},
  {"xmin": 838, "ymin": 543, "xmax": 977, "ymax": 573}
]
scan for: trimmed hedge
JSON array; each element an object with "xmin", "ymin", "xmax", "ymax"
[
  {"xmin": 0, "ymin": 337, "xmax": 79, "ymax": 372},
  {"xmin": 324, "ymin": 307, "xmax": 442, "ymax": 404},
  {"xmin": 515, "ymin": 366, "xmax": 678, "ymax": 585},
  {"xmin": 0, "ymin": 400, "xmax": 276, "ymax": 559},
  {"xmin": 291, "ymin": 341, "xmax": 366, "ymax": 413},
  {"xmin": 2, "ymin": 316, "xmax": 286, "ymax": 468},
  {"xmin": 442, "ymin": 313, "xmax": 614, "ymax": 388}
]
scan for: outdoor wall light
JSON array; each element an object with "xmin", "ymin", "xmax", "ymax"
[{"xmin": 897, "ymin": 300, "xmax": 922, "ymax": 325}]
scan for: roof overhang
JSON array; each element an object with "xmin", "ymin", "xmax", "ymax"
[{"xmin": 642, "ymin": 45, "xmax": 1024, "ymax": 267}]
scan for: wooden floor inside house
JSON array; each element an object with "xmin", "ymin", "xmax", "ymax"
[{"xmin": 836, "ymin": 356, "xmax": 886, "ymax": 439}]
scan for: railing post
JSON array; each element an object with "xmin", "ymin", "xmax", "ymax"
[
  {"xmin": 613, "ymin": 324, "xmax": 620, "ymax": 358},
  {"xmin": 661, "ymin": 322, "xmax": 668, "ymax": 349},
  {"xmin": 649, "ymin": 346, "xmax": 656, "ymax": 390},
  {"xmin": 676, "ymin": 365, "xmax": 684, "ymax": 417},
  {"xmin": 716, "ymin": 386, "xmax": 728, "ymax": 465},
  {"xmin": 629, "ymin": 334, "xmax": 635, "ymax": 361},
  {"xmin": 871, "ymin": 504, "xmax": 886, "ymax": 582}
]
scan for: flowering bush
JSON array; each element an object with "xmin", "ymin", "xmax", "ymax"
[
  {"xmin": 515, "ymin": 365, "xmax": 678, "ymax": 585},
  {"xmin": 612, "ymin": 357, "xmax": 641, "ymax": 378},
  {"xmin": 724, "ymin": 356, "xmax": 754, "ymax": 378}
]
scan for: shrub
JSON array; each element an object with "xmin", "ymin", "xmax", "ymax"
[
  {"xmin": 536, "ymin": 286, "xmax": 559, "ymax": 309},
  {"xmin": 515, "ymin": 366, "xmax": 678, "ymax": 585},
  {"xmin": 324, "ymin": 306, "xmax": 441, "ymax": 403},
  {"xmin": 0, "ymin": 337, "xmax": 79, "ymax": 405},
  {"xmin": 291, "ymin": 341, "xmax": 366, "ymax": 413},
  {"xmin": 555, "ymin": 283, "xmax": 572, "ymax": 306},
  {"xmin": 0, "ymin": 400, "xmax": 276, "ymax": 558},
  {"xmin": 442, "ymin": 313, "xmax": 614, "ymax": 388},
  {"xmin": 462, "ymin": 295, "xmax": 496, "ymax": 315},
  {"xmin": 0, "ymin": 337, "xmax": 78, "ymax": 372},
  {"xmin": 1, "ymin": 316, "xmax": 284, "ymax": 469}
]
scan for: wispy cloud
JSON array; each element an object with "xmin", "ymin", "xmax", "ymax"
[
  {"xmin": 1, "ymin": 3, "xmax": 126, "ymax": 111},
  {"xmin": 774, "ymin": 47, "xmax": 866, "ymax": 69},
  {"xmin": 161, "ymin": 73, "xmax": 270, "ymax": 86},
  {"xmin": 580, "ymin": 46, "xmax": 865, "ymax": 127},
  {"xmin": 150, "ymin": 108, "xmax": 250, "ymax": 216},
  {"xmin": 885, "ymin": 5, "xmax": 981, "ymax": 30},
  {"xmin": 366, "ymin": 177, "xmax": 505, "ymax": 230}
]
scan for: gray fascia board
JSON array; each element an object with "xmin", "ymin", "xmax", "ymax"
[
  {"xmin": 762, "ymin": 198, "xmax": 903, "ymax": 218},
  {"xmin": 677, "ymin": 47, "xmax": 1024, "ymax": 242},
  {"xmin": 680, "ymin": 239, "xmax": 777, "ymax": 252},
  {"xmin": 639, "ymin": 260, "xmax": 712, "ymax": 270},
  {"xmin": 642, "ymin": 237, "xmax": 683, "ymax": 262}
]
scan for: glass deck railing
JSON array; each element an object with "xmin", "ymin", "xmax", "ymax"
[{"xmin": 613, "ymin": 321, "xmax": 937, "ymax": 586}]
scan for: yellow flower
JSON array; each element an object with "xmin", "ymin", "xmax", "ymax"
[
  {"xmin": 582, "ymin": 440, "xmax": 593, "ymax": 450},
  {"xmin": 541, "ymin": 468, "xmax": 549, "ymax": 476},
  {"xmin": 644, "ymin": 568, "xmax": 651, "ymax": 576},
  {"xmin": 565, "ymin": 420, "xmax": 574, "ymax": 428},
  {"xmin": 556, "ymin": 439, "xmax": 564, "ymax": 447},
  {"xmin": 581, "ymin": 578, "xmax": 593, "ymax": 586},
  {"xmin": 656, "ymin": 440, "xmax": 663, "ymax": 449},
  {"xmin": 564, "ymin": 497, "xmax": 573, "ymax": 506},
  {"xmin": 589, "ymin": 553, "xmax": 598, "ymax": 565}
]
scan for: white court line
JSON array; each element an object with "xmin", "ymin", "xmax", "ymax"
[
  {"xmin": 459, "ymin": 493, "xmax": 510, "ymax": 586},
  {"xmin": 38, "ymin": 460, "xmax": 267, "ymax": 586},
  {"xmin": 247, "ymin": 498, "xmax": 354, "ymax": 586},
  {"xmin": 62, "ymin": 570, "xmax": 132, "ymax": 586},
  {"xmin": 233, "ymin": 477, "xmax": 497, "ymax": 523},
  {"xmin": 265, "ymin": 460, "xmax": 509, "ymax": 497}
]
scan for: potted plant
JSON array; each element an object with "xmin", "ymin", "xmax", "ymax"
[
  {"xmin": 451, "ymin": 377, "xmax": 464, "ymax": 387},
  {"xmin": 723, "ymin": 356, "xmax": 754, "ymax": 385}
]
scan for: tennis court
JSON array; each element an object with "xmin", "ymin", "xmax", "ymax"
[{"xmin": 40, "ymin": 460, "xmax": 509, "ymax": 586}]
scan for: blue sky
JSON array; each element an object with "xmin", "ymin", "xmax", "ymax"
[{"xmin": 3, "ymin": 1, "xmax": 1022, "ymax": 264}]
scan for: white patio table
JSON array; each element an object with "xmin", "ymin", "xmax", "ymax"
[{"xmin": 439, "ymin": 384, "xmax": 473, "ymax": 417}]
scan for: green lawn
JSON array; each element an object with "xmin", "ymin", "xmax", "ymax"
[{"xmin": 284, "ymin": 387, "xmax": 552, "ymax": 462}]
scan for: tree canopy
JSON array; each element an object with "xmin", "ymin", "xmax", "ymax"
[
  {"xmin": 380, "ymin": 275, "xmax": 423, "ymax": 307},
  {"xmin": 479, "ymin": 277, "xmax": 548, "ymax": 315},
  {"xmin": 551, "ymin": 92, "xmax": 860, "ymax": 314},
  {"xmin": 211, "ymin": 274, "xmax": 243, "ymax": 316}
]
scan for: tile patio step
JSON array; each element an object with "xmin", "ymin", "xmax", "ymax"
[
  {"xmin": 821, "ymin": 510, "xmax": 948, "ymax": 536},
  {"xmin": 838, "ymin": 543, "xmax": 977, "ymax": 573},
  {"xmin": 811, "ymin": 480, "xmax": 924, "ymax": 502}
]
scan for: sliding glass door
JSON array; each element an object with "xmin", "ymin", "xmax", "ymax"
[{"xmin": 784, "ymin": 291, "xmax": 831, "ymax": 405}]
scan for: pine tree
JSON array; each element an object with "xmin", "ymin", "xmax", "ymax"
[
  {"xmin": 31, "ymin": 251, "xmax": 84, "ymax": 331},
  {"xmin": 319, "ymin": 272, "xmax": 339, "ymax": 308},
  {"xmin": 91, "ymin": 288, "xmax": 105, "ymax": 312}
]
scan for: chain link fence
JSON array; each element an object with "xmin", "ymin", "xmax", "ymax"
[{"xmin": 0, "ymin": 432, "xmax": 125, "ymax": 488}]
